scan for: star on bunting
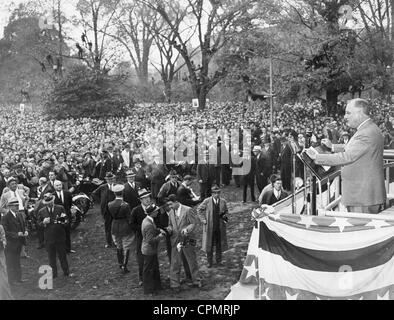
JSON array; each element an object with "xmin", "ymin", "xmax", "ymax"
[
  {"xmin": 377, "ymin": 291, "xmax": 390, "ymax": 300},
  {"xmin": 365, "ymin": 219, "xmax": 391, "ymax": 229},
  {"xmin": 297, "ymin": 215, "xmax": 318, "ymax": 229},
  {"xmin": 243, "ymin": 261, "xmax": 258, "ymax": 280},
  {"xmin": 261, "ymin": 287, "xmax": 271, "ymax": 300},
  {"xmin": 271, "ymin": 214, "xmax": 282, "ymax": 221},
  {"xmin": 285, "ymin": 291, "xmax": 299, "ymax": 300},
  {"xmin": 329, "ymin": 218, "xmax": 353, "ymax": 232}
]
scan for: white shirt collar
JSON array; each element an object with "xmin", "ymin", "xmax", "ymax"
[
  {"xmin": 357, "ymin": 118, "xmax": 370, "ymax": 131},
  {"xmin": 176, "ymin": 205, "xmax": 182, "ymax": 217},
  {"xmin": 274, "ymin": 189, "xmax": 281, "ymax": 198}
]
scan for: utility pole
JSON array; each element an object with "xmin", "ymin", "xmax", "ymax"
[{"xmin": 269, "ymin": 56, "xmax": 274, "ymax": 130}]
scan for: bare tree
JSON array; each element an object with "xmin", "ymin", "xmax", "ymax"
[
  {"xmin": 144, "ymin": 0, "xmax": 259, "ymax": 110},
  {"xmin": 147, "ymin": 7, "xmax": 198, "ymax": 102},
  {"xmin": 74, "ymin": 0, "xmax": 121, "ymax": 73},
  {"xmin": 105, "ymin": 0, "xmax": 161, "ymax": 83}
]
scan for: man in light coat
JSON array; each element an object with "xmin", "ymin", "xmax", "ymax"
[
  {"xmin": 165, "ymin": 194, "xmax": 201, "ymax": 292},
  {"xmin": 197, "ymin": 185, "xmax": 228, "ymax": 268},
  {"xmin": 308, "ymin": 98, "xmax": 386, "ymax": 213}
]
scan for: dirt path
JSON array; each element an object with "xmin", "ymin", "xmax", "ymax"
[{"xmin": 11, "ymin": 185, "xmax": 257, "ymax": 300}]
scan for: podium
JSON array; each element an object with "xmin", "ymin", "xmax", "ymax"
[{"xmin": 297, "ymin": 150, "xmax": 341, "ymax": 216}]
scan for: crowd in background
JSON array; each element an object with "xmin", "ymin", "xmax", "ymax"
[{"xmin": 0, "ymin": 98, "xmax": 393, "ymax": 298}]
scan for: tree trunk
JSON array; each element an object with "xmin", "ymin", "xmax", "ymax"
[
  {"xmin": 198, "ymin": 88, "xmax": 207, "ymax": 111},
  {"xmin": 164, "ymin": 81, "xmax": 172, "ymax": 103},
  {"xmin": 392, "ymin": 0, "xmax": 394, "ymax": 42},
  {"xmin": 57, "ymin": 0, "xmax": 63, "ymax": 78},
  {"xmin": 326, "ymin": 87, "xmax": 338, "ymax": 116}
]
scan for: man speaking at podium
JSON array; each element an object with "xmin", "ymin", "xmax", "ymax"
[{"xmin": 307, "ymin": 98, "xmax": 386, "ymax": 214}]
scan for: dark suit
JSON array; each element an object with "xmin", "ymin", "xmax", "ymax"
[
  {"xmin": 34, "ymin": 200, "xmax": 46, "ymax": 247},
  {"xmin": 39, "ymin": 183, "xmax": 55, "ymax": 200},
  {"xmin": 53, "ymin": 190, "xmax": 73, "ymax": 252},
  {"xmin": 272, "ymin": 138, "xmax": 282, "ymax": 171},
  {"xmin": 123, "ymin": 182, "xmax": 140, "ymax": 212},
  {"xmin": 177, "ymin": 185, "xmax": 200, "ymax": 207},
  {"xmin": 92, "ymin": 184, "xmax": 116, "ymax": 246},
  {"xmin": 147, "ymin": 163, "xmax": 167, "ymax": 200},
  {"xmin": 141, "ymin": 216, "xmax": 162, "ymax": 294},
  {"xmin": 108, "ymin": 199, "xmax": 133, "ymax": 238},
  {"xmin": 240, "ymin": 155, "xmax": 256, "ymax": 202},
  {"xmin": 261, "ymin": 189, "xmax": 289, "ymax": 206},
  {"xmin": 2, "ymin": 210, "xmax": 26, "ymax": 283},
  {"xmin": 197, "ymin": 163, "xmax": 215, "ymax": 200},
  {"xmin": 135, "ymin": 167, "xmax": 149, "ymax": 189},
  {"xmin": 280, "ymin": 142, "xmax": 293, "ymax": 191},
  {"xmin": 157, "ymin": 180, "xmax": 181, "ymax": 205},
  {"xmin": 98, "ymin": 158, "xmax": 112, "ymax": 180},
  {"xmin": 130, "ymin": 205, "xmax": 147, "ymax": 282},
  {"xmin": 38, "ymin": 205, "xmax": 69, "ymax": 277},
  {"xmin": 255, "ymin": 149, "xmax": 273, "ymax": 193}
]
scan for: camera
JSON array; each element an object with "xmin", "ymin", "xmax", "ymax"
[
  {"xmin": 180, "ymin": 234, "xmax": 197, "ymax": 247},
  {"xmin": 221, "ymin": 215, "xmax": 229, "ymax": 223}
]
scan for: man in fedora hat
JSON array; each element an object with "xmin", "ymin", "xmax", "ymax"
[
  {"xmin": 123, "ymin": 169, "xmax": 140, "ymax": 212},
  {"xmin": 130, "ymin": 188, "xmax": 152, "ymax": 286},
  {"xmin": 197, "ymin": 150, "xmax": 215, "ymax": 200},
  {"xmin": 2, "ymin": 199, "xmax": 28, "ymax": 284},
  {"xmin": 97, "ymin": 150, "xmax": 113, "ymax": 180},
  {"xmin": 157, "ymin": 170, "xmax": 181, "ymax": 205},
  {"xmin": 141, "ymin": 204, "xmax": 165, "ymax": 295},
  {"xmin": 108, "ymin": 184, "xmax": 134, "ymax": 274},
  {"xmin": 92, "ymin": 172, "xmax": 116, "ymax": 248},
  {"xmin": 197, "ymin": 185, "xmax": 229, "ymax": 268},
  {"xmin": 37, "ymin": 193, "xmax": 70, "ymax": 278},
  {"xmin": 256, "ymin": 137, "xmax": 274, "ymax": 193},
  {"xmin": 53, "ymin": 180, "xmax": 74, "ymax": 254},
  {"xmin": 165, "ymin": 194, "xmax": 201, "ymax": 292}
]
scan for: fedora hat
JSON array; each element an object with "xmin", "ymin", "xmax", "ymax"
[
  {"xmin": 92, "ymin": 178, "xmax": 103, "ymax": 185},
  {"xmin": 105, "ymin": 172, "xmax": 115, "ymax": 180},
  {"xmin": 126, "ymin": 169, "xmax": 137, "ymax": 177},
  {"xmin": 112, "ymin": 184, "xmax": 124, "ymax": 193},
  {"xmin": 212, "ymin": 185, "xmax": 221, "ymax": 193},
  {"xmin": 42, "ymin": 193, "xmax": 55, "ymax": 205},
  {"xmin": 138, "ymin": 188, "xmax": 151, "ymax": 199},
  {"xmin": 145, "ymin": 204, "xmax": 160, "ymax": 215},
  {"xmin": 7, "ymin": 199, "xmax": 19, "ymax": 207}
]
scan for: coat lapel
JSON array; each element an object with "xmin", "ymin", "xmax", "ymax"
[{"xmin": 177, "ymin": 205, "xmax": 186, "ymax": 226}]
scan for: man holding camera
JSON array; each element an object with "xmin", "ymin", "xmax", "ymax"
[
  {"xmin": 2, "ymin": 199, "xmax": 28, "ymax": 284},
  {"xmin": 197, "ymin": 185, "xmax": 229, "ymax": 268},
  {"xmin": 38, "ymin": 193, "xmax": 70, "ymax": 278},
  {"xmin": 165, "ymin": 194, "xmax": 201, "ymax": 292}
]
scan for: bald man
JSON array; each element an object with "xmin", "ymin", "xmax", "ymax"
[{"xmin": 307, "ymin": 99, "xmax": 386, "ymax": 214}]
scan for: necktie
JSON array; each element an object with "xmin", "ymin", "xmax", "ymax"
[{"xmin": 59, "ymin": 192, "xmax": 63, "ymax": 204}]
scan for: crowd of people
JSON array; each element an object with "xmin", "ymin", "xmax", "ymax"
[{"xmin": 0, "ymin": 98, "xmax": 393, "ymax": 298}]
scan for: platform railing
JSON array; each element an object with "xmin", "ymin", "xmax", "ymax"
[{"xmin": 272, "ymin": 150, "xmax": 394, "ymax": 215}]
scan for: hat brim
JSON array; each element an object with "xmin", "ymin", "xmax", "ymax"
[
  {"xmin": 7, "ymin": 202, "xmax": 19, "ymax": 207},
  {"xmin": 42, "ymin": 199, "xmax": 55, "ymax": 205},
  {"xmin": 139, "ymin": 193, "xmax": 151, "ymax": 199}
]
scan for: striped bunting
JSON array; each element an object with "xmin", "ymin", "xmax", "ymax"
[{"xmin": 257, "ymin": 214, "xmax": 394, "ymax": 300}]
